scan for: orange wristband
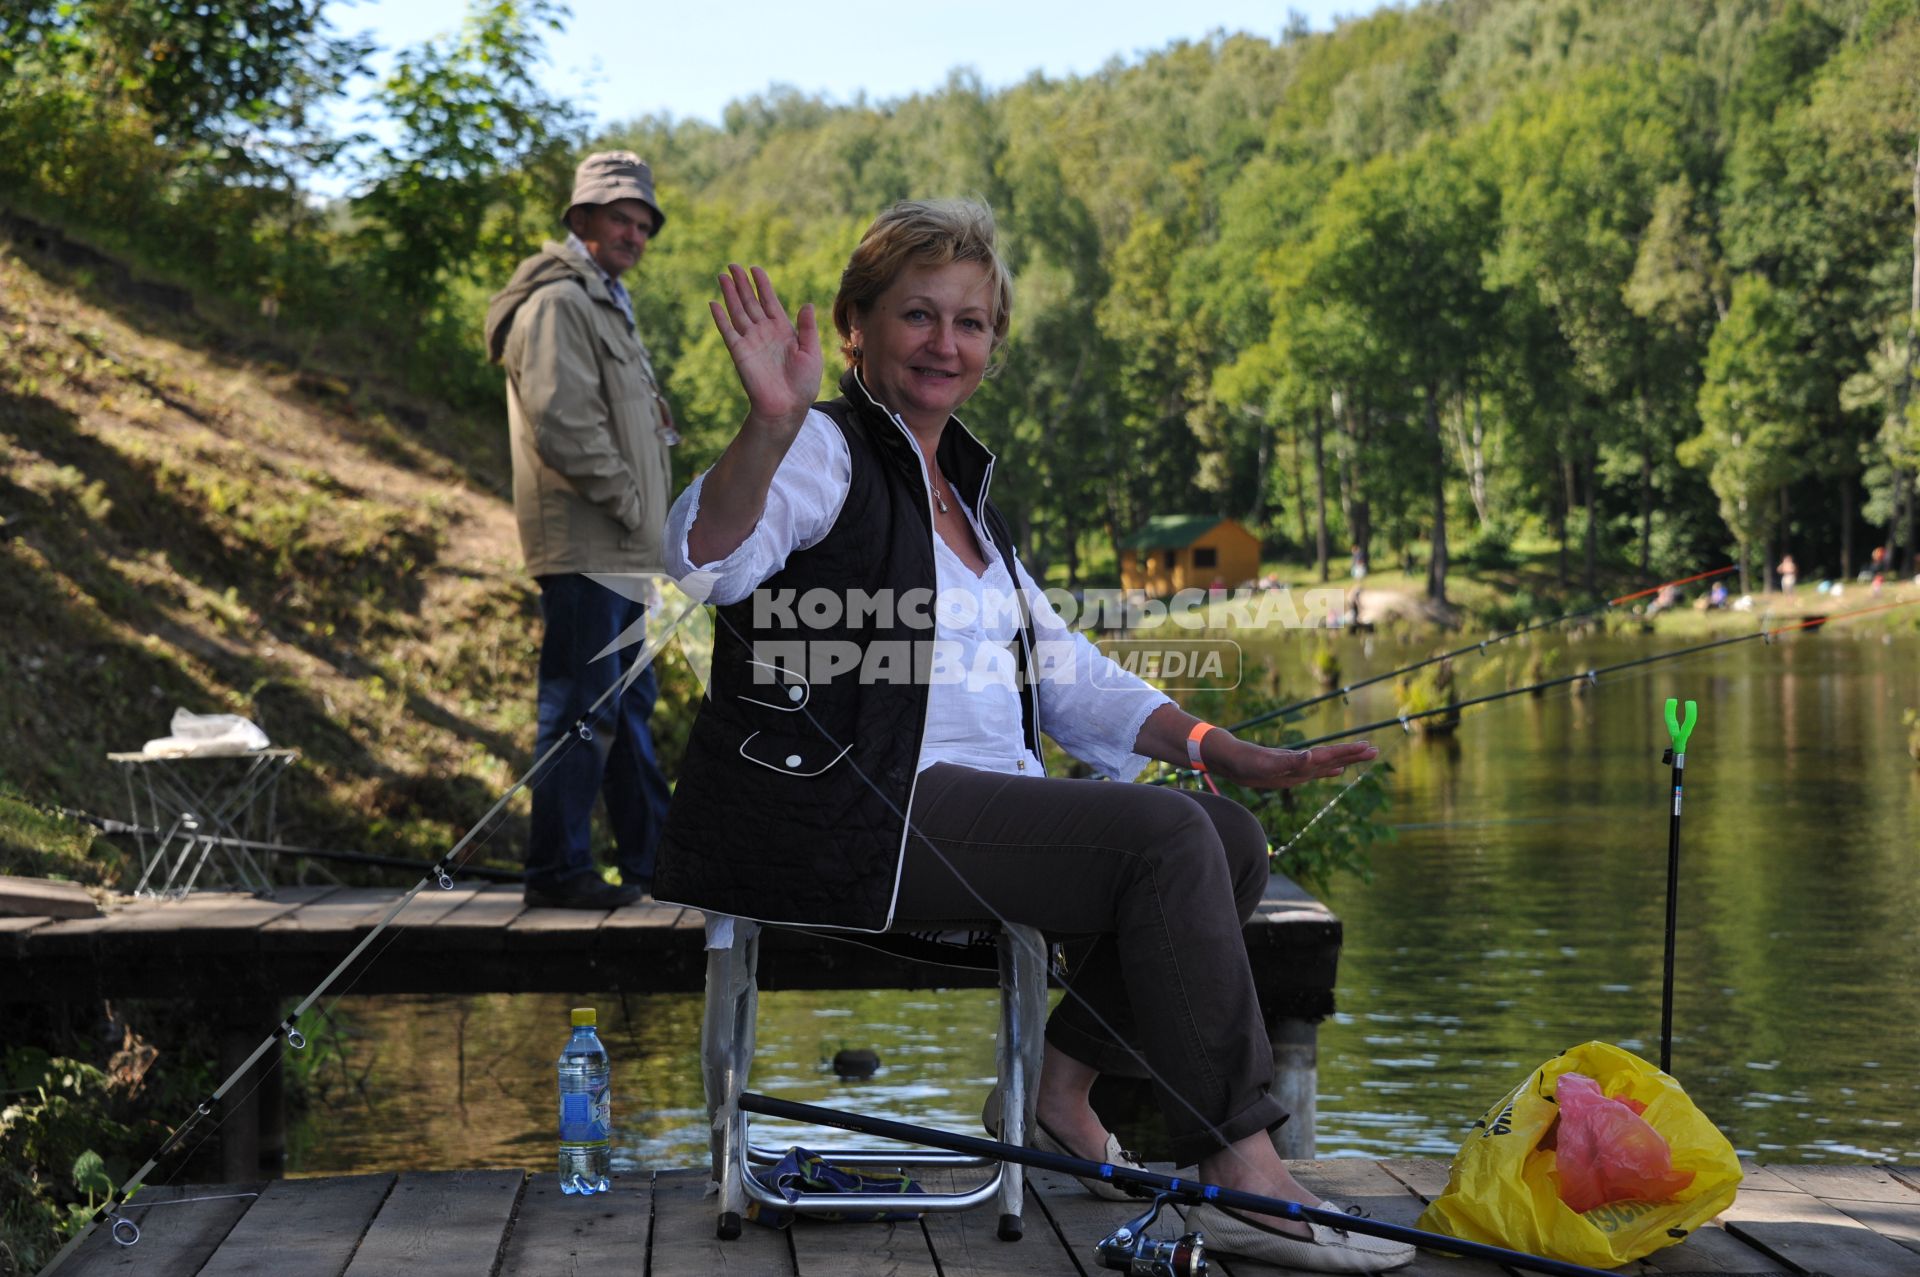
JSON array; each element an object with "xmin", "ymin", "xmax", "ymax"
[
  {"xmin": 1186, "ymin": 722, "xmax": 1223, "ymax": 794},
  {"xmin": 1185, "ymin": 721, "xmax": 1216, "ymax": 770}
]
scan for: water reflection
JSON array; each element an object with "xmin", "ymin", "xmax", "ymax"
[{"xmin": 287, "ymin": 631, "xmax": 1920, "ymax": 1174}]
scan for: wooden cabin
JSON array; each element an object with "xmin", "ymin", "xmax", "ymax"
[{"xmin": 1117, "ymin": 515, "xmax": 1261, "ymax": 596}]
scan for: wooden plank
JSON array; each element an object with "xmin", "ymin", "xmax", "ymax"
[
  {"xmin": 495, "ymin": 1171, "xmax": 652, "ymax": 1272},
  {"xmin": 1776, "ymin": 1166, "xmax": 1920, "ymax": 1257},
  {"xmin": 377, "ymin": 885, "xmax": 484, "ymax": 956},
  {"xmin": 1378, "ymin": 1157, "xmax": 1454, "ymax": 1201},
  {"xmin": 1639, "ymin": 1223, "xmax": 1798, "ymax": 1274},
  {"xmin": 61, "ymin": 1181, "xmax": 263, "ymax": 1275},
  {"xmin": 422, "ymin": 883, "xmax": 528, "ymax": 949},
  {"xmin": 0, "ymin": 874, "xmax": 100, "ymax": 917},
  {"xmin": 1025, "ymin": 1165, "xmax": 1140, "ymax": 1276},
  {"xmin": 599, "ymin": 899, "xmax": 686, "ymax": 934},
  {"xmin": 1721, "ymin": 1175, "xmax": 1920, "ymax": 1276},
  {"xmin": 340, "ymin": 1169, "xmax": 523, "ymax": 1277},
  {"xmin": 507, "ymin": 901, "xmax": 614, "ymax": 952},
  {"xmin": 261, "ymin": 887, "xmax": 419, "ymax": 951},
  {"xmin": 0, "ymin": 914, "xmax": 50, "ymax": 957},
  {"xmin": 390, "ymin": 883, "xmax": 483, "ymax": 927},
  {"xmin": 194, "ymin": 1173, "xmax": 394, "ymax": 1277},
  {"xmin": 913, "ymin": 1167, "xmax": 1062, "ymax": 1277},
  {"xmin": 104, "ymin": 888, "xmax": 331, "ymax": 951},
  {"xmin": 23, "ymin": 896, "xmax": 193, "ymax": 956},
  {"xmin": 644, "ymin": 1168, "xmax": 797, "ymax": 1276},
  {"xmin": 1768, "ymin": 1163, "xmax": 1920, "ymax": 1204},
  {"xmin": 783, "ymin": 1184, "xmax": 941, "ymax": 1277},
  {"xmin": 1274, "ymin": 1158, "xmax": 1507, "ymax": 1277},
  {"xmin": 1734, "ymin": 1161, "xmax": 1798, "ymax": 1192}
]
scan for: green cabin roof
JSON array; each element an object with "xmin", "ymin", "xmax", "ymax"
[{"xmin": 1116, "ymin": 515, "xmax": 1233, "ymax": 551}]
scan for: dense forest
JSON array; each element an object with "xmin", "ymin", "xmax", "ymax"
[{"xmin": 4, "ymin": 0, "xmax": 1917, "ymax": 601}]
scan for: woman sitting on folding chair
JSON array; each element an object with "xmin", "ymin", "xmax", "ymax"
[{"xmin": 657, "ymin": 199, "xmax": 1407, "ymax": 1274}]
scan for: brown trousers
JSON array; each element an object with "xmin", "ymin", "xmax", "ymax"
[{"xmin": 895, "ymin": 763, "xmax": 1285, "ymax": 1165}]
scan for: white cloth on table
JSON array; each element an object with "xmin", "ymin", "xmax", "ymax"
[{"xmin": 138, "ymin": 708, "xmax": 270, "ymax": 758}]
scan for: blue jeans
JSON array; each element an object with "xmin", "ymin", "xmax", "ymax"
[{"xmin": 526, "ymin": 574, "xmax": 672, "ymax": 892}]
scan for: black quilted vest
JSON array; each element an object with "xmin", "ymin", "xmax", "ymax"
[{"xmin": 655, "ymin": 371, "xmax": 1041, "ymax": 931}]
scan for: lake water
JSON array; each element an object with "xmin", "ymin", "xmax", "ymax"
[{"xmin": 285, "ymin": 627, "xmax": 1920, "ymax": 1176}]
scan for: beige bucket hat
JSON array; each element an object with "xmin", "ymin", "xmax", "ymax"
[{"xmin": 565, "ymin": 151, "xmax": 665, "ymax": 234}]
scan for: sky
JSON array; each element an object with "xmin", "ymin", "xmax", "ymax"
[{"xmin": 326, "ymin": 0, "xmax": 1371, "ymax": 134}]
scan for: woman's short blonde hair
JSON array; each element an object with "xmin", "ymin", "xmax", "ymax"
[{"xmin": 832, "ymin": 199, "xmax": 1013, "ymax": 368}]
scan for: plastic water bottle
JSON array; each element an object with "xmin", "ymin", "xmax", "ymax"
[{"xmin": 556, "ymin": 1006, "xmax": 611, "ymax": 1194}]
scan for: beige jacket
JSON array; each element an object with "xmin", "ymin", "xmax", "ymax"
[{"xmin": 484, "ymin": 242, "xmax": 672, "ymax": 576}]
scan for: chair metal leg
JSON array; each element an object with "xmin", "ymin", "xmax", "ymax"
[
  {"xmin": 996, "ymin": 923, "xmax": 1047, "ymax": 1240},
  {"xmin": 703, "ymin": 921, "xmax": 760, "ymax": 1237}
]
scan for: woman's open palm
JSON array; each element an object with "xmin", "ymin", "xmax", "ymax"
[{"xmin": 710, "ymin": 264, "xmax": 822, "ymax": 439}]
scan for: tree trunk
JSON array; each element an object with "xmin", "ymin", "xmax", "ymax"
[
  {"xmin": 1425, "ymin": 381, "xmax": 1448, "ymax": 604},
  {"xmin": 1558, "ymin": 451, "xmax": 1575, "ymax": 589},
  {"xmin": 1063, "ymin": 507, "xmax": 1080, "ymax": 590},
  {"xmin": 1448, "ymin": 384, "xmax": 1490, "ymax": 526},
  {"xmin": 1289, "ymin": 420, "xmax": 1310, "ymax": 559},
  {"xmin": 1248, "ymin": 410, "xmax": 1272, "ymax": 534},
  {"xmin": 1312, "ymin": 406, "xmax": 1330, "ymax": 583},
  {"xmin": 1841, "ymin": 479, "xmax": 1853, "ymax": 581},
  {"xmin": 1582, "ymin": 447, "xmax": 1598, "ymax": 597},
  {"xmin": 1637, "ymin": 387, "xmax": 1653, "ymax": 580},
  {"xmin": 1638, "ymin": 445, "xmax": 1653, "ymax": 579}
]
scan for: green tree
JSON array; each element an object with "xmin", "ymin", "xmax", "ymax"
[
  {"xmin": 354, "ymin": 0, "xmax": 584, "ymax": 335},
  {"xmin": 1685, "ymin": 275, "xmax": 1818, "ymax": 591}
]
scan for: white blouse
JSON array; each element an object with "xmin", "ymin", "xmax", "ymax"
[{"xmin": 666, "ymin": 409, "xmax": 1171, "ymax": 780}]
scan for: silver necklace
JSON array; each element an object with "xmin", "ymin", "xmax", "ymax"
[{"xmin": 932, "ymin": 474, "xmax": 951, "ymax": 514}]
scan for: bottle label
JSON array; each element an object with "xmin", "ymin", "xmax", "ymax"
[{"xmin": 559, "ymin": 1082, "xmax": 610, "ymax": 1144}]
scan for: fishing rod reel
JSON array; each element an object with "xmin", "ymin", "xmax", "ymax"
[{"xmin": 1096, "ymin": 1190, "xmax": 1208, "ymax": 1276}]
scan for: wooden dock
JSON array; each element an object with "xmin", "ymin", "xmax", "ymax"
[
  {"xmin": 0, "ymin": 880, "xmax": 1337, "ymax": 1012},
  {"xmin": 55, "ymin": 1159, "xmax": 1920, "ymax": 1275},
  {"xmin": 3, "ymin": 879, "xmax": 1340, "ymax": 1180}
]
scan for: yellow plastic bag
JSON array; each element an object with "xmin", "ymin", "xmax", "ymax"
[{"xmin": 1416, "ymin": 1041, "xmax": 1742, "ymax": 1267}]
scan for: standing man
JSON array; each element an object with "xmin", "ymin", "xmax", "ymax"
[{"xmin": 484, "ymin": 151, "xmax": 675, "ymax": 909}]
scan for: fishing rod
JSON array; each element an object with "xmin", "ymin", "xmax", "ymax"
[
  {"xmin": 48, "ymin": 807, "xmax": 524, "ymax": 882},
  {"xmin": 37, "ymin": 587, "xmax": 705, "ymax": 1276},
  {"xmin": 740, "ymin": 1092, "xmax": 1620, "ymax": 1277},
  {"xmin": 1274, "ymin": 596, "xmax": 1920, "ymax": 751},
  {"xmin": 1227, "ymin": 565, "xmax": 1735, "ymax": 735},
  {"xmin": 1659, "ymin": 697, "xmax": 1698, "ymax": 1075}
]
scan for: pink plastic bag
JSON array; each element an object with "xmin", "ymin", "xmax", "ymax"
[{"xmin": 1553, "ymin": 1072, "xmax": 1696, "ymax": 1213}]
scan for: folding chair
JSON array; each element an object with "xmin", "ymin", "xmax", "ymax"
[{"xmin": 701, "ymin": 916, "xmax": 1048, "ymax": 1241}]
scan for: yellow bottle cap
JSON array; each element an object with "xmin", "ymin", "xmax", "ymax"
[{"xmin": 571, "ymin": 1007, "xmax": 596, "ymax": 1027}]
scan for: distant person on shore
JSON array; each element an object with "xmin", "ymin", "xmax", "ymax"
[
  {"xmin": 1349, "ymin": 543, "xmax": 1368, "ymax": 580},
  {"xmin": 1864, "ymin": 545, "xmax": 1886, "ymax": 582},
  {"xmin": 483, "ymin": 152, "xmax": 676, "ymax": 910},
  {"xmin": 1776, "ymin": 554, "xmax": 1797, "ymax": 593}
]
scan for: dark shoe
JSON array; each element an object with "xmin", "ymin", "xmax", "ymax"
[{"xmin": 523, "ymin": 879, "xmax": 643, "ymax": 910}]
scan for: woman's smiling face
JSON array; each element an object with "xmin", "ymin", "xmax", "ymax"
[{"xmin": 851, "ymin": 259, "xmax": 995, "ymax": 434}]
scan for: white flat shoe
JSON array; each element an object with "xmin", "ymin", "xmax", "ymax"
[
  {"xmin": 1186, "ymin": 1199, "xmax": 1415, "ymax": 1273},
  {"xmin": 980, "ymin": 1088, "xmax": 1150, "ymax": 1201}
]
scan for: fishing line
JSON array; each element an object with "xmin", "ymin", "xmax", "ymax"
[
  {"xmin": 1228, "ymin": 565, "xmax": 1736, "ymax": 733},
  {"xmin": 1161, "ymin": 601, "xmax": 1895, "ymax": 859},
  {"xmin": 1280, "ymin": 597, "xmax": 1920, "ymax": 750},
  {"xmin": 697, "ymin": 600, "xmax": 1333, "ymax": 1207},
  {"xmin": 40, "ymin": 590, "xmax": 708, "ymax": 1275}
]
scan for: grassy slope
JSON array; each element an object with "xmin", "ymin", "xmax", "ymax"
[{"xmin": 0, "ymin": 230, "xmax": 549, "ymax": 876}]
